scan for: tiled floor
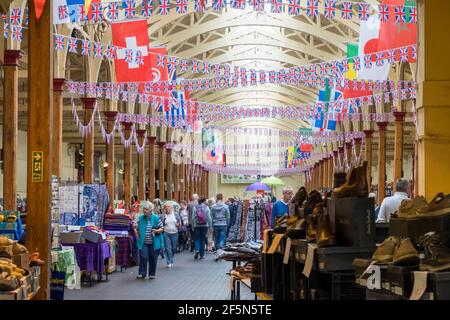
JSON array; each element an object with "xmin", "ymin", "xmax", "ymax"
[{"xmin": 65, "ymin": 251, "xmax": 254, "ymax": 300}]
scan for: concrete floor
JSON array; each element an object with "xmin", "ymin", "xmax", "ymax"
[{"xmin": 64, "ymin": 251, "xmax": 254, "ymax": 300}]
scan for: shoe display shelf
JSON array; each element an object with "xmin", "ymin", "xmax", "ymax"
[
  {"xmin": 389, "ymin": 215, "xmax": 450, "ymax": 247},
  {"xmin": 387, "ymin": 264, "xmax": 419, "ymax": 299},
  {"xmin": 272, "ymin": 236, "xmax": 287, "ymax": 300}
]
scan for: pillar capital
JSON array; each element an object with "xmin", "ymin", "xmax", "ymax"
[
  {"xmin": 353, "ymin": 137, "xmax": 362, "ymax": 145},
  {"xmin": 345, "ymin": 141, "xmax": 353, "ymax": 148},
  {"xmin": 121, "ymin": 121, "xmax": 133, "ymax": 130},
  {"xmin": 363, "ymin": 129, "xmax": 374, "ymax": 138},
  {"xmin": 3, "ymin": 50, "xmax": 24, "ymax": 66},
  {"xmin": 338, "ymin": 146, "xmax": 344, "ymax": 153},
  {"xmin": 53, "ymin": 78, "xmax": 66, "ymax": 92},
  {"xmin": 103, "ymin": 111, "xmax": 117, "ymax": 121},
  {"xmin": 136, "ymin": 129, "xmax": 146, "ymax": 137},
  {"xmin": 332, "ymin": 150, "xmax": 339, "ymax": 157},
  {"xmin": 81, "ymin": 97, "xmax": 97, "ymax": 110},
  {"xmin": 148, "ymin": 136, "xmax": 157, "ymax": 144},
  {"xmin": 157, "ymin": 141, "xmax": 166, "ymax": 148},
  {"xmin": 393, "ymin": 111, "xmax": 406, "ymax": 122},
  {"xmin": 376, "ymin": 122, "xmax": 389, "ymax": 131}
]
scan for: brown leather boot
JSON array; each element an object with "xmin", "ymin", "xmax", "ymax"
[
  {"xmin": 306, "ymin": 214, "xmax": 317, "ymax": 242},
  {"xmin": 316, "ymin": 203, "xmax": 337, "ymax": 247},
  {"xmin": 393, "ymin": 238, "xmax": 420, "ymax": 266},
  {"xmin": 333, "ymin": 172, "xmax": 347, "ymax": 188},
  {"xmin": 332, "ymin": 166, "xmax": 357, "ymax": 198},
  {"xmin": 355, "ymin": 161, "xmax": 369, "ymax": 197}
]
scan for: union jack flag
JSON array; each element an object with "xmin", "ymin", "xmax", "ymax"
[
  {"xmin": 167, "ymin": 56, "xmax": 177, "ymax": 69},
  {"xmin": 259, "ymin": 70, "xmax": 266, "ymax": 84},
  {"xmin": 250, "ymin": 0, "xmax": 264, "ymax": 11},
  {"xmin": 375, "ymin": 52, "xmax": 384, "ymax": 66},
  {"xmin": 106, "ymin": 45, "xmax": 117, "ymax": 59},
  {"xmin": 78, "ymin": 4, "xmax": 88, "ymax": 22},
  {"xmin": 141, "ymin": 0, "xmax": 153, "ymax": 17},
  {"xmin": 342, "ymin": 58, "xmax": 349, "ymax": 73},
  {"xmin": 364, "ymin": 54, "xmax": 372, "ymax": 69},
  {"xmin": 195, "ymin": 0, "xmax": 207, "ymax": 13},
  {"xmin": 159, "ymin": 0, "xmax": 170, "ymax": 15},
  {"xmin": 399, "ymin": 47, "xmax": 408, "ymax": 62},
  {"xmin": 379, "ymin": 4, "xmax": 389, "ymax": 22},
  {"xmin": 306, "ymin": 0, "xmax": 318, "ymax": 17},
  {"xmin": 213, "ymin": 64, "xmax": 220, "ymax": 76},
  {"xmin": 387, "ymin": 49, "xmax": 395, "ymax": 64},
  {"xmin": 383, "ymin": 92, "xmax": 390, "ymax": 103},
  {"xmin": 107, "ymin": 2, "xmax": 119, "ymax": 20},
  {"xmin": 271, "ymin": 0, "xmax": 283, "ymax": 14},
  {"xmin": 94, "ymin": 42, "xmax": 103, "ymax": 58},
  {"xmin": 68, "ymin": 38, "xmax": 78, "ymax": 53},
  {"xmin": 287, "ymin": 0, "xmax": 300, "ymax": 15},
  {"xmin": 368, "ymin": 80, "xmax": 374, "ymax": 91},
  {"xmin": 224, "ymin": 65, "xmax": 231, "ymax": 77},
  {"xmin": 395, "ymin": 5, "xmax": 406, "ymax": 24},
  {"xmin": 192, "ymin": 60, "xmax": 200, "ymax": 73},
  {"xmin": 125, "ymin": 49, "xmax": 134, "ymax": 63},
  {"xmin": 353, "ymin": 56, "xmax": 361, "ymax": 71},
  {"xmin": 352, "ymin": 80, "xmax": 359, "ymax": 90},
  {"xmin": 55, "ymin": 35, "xmax": 65, "ymax": 51},
  {"xmin": 91, "ymin": 2, "xmax": 103, "ymax": 22},
  {"xmin": 176, "ymin": 0, "xmax": 188, "ymax": 14},
  {"xmin": 180, "ymin": 59, "xmax": 188, "ymax": 72},
  {"xmin": 230, "ymin": 0, "xmax": 245, "ymax": 10},
  {"xmin": 408, "ymin": 6, "xmax": 417, "ymax": 24},
  {"xmin": 268, "ymin": 71, "xmax": 276, "ymax": 83},
  {"xmin": 374, "ymin": 80, "xmax": 381, "ymax": 91},
  {"xmin": 250, "ymin": 70, "xmax": 257, "ymax": 85},
  {"xmin": 10, "ymin": 8, "xmax": 22, "ymax": 25},
  {"xmin": 323, "ymin": 0, "xmax": 336, "ymax": 20},
  {"xmin": 341, "ymin": 2, "xmax": 353, "ymax": 20},
  {"xmin": 123, "ymin": 1, "xmax": 136, "ymax": 19},
  {"xmin": 135, "ymin": 50, "xmax": 145, "ymax": 66},
  {"xmin": 11, "ymin": 25, "xmax": 22, "ymax": 42},
  {"xmin": 58, "ymin": 5, "xmax": 69, "ymax": 21},
  {"xmin": 157, "ymin": 54, "xmax": 166, "ymax": 67},
  {"xmin": 382, "ymin": 81, "xmax": 388, "ymax": 92},
  {"xmin": 358, "ymin": 3, "xmax": 370, "ymax": 21},
  {"xmin": 213, "ymin": 0, "xmax": 226, "ymax": 10},
  {"xmin": 81, "ymin": 40, "xmax": 91, "ymax": 56},
  {"xmin": 203, "ymin": 61, "xmax": 211, "ymax": 74},
  {"xmin": 410, "ymin": 45, "xmax": 417, "ymax": 60}
]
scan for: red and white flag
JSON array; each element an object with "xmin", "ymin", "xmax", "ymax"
[
  {"xmin": 111, "ymin": 20, "xmax": 152, "ymax": 85},
  {"xmin": 148, "ymin": 47, "xmax": 170, "ymax": 112}
]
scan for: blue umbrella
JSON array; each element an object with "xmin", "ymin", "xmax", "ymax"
[{"xmin": 245, "ymin": 182, "xmax": 271, "ymax": 191}]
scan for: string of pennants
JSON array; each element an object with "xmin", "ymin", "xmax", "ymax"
[{"xmin": 52, "ymin": 0, "xmax": 417, "ymax": 25}]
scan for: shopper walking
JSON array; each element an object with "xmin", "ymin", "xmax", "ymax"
[
  {"xmin": 136, "ymin": 202, "xmax": 164, "ymax": 279},
  {"xmin": 376, "ymin": 178, "xmax": 411, "ymax": 223},
  {"xmin": 210, "ymin": 193, "xmax": 230, "ymax": 256},
  {"xmin": 162, "ymin": 201, "xmax": 182, "ymax": 268},
  {"xmin": 270, "ymin": 186, "xmax": 294, "ymax": 228},
  {"xmin": 153, "ymin": 198, "xmax": 165, "ymax": 259},
  {"xmin": 187, "ymin": 194, "xmax": 199, "ymax": 252},
  {"xmin": 192, "ymin": 196, "xmax": 212, "ymax": 260}
]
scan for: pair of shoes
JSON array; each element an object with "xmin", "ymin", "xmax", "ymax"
[
  {"xmin": 332, "ymin": 161, "xmax": 369, "ymax": 198},
  {"xmin": 194, "ymin": 252, "xmax": 199, "ymax": 260},
  {"xmin": 148, "ymin": 275, "xmax": 156, "ymax": 279},
  {"xmin": 306, "ymin": 202, "xmax": 337, "ymax": 247},
  {"xmin": 136, "ymin": 275, "xmax": 146, "ymax": 279},
  {"xmin": 372, "ymin": 236, "xmax": 419, "ymax": 265},
  {"xmin": 166, "ymin": 264, "xmax": 173, "ymax": 268},
  {"xmin": 418, "ymin": 232, "xmax": 450, "ymax": 272},
  {"xmin": 397, "ymin": 194, "xmax": 450, "ymax": 219},
  {"xmin": 12, "ymin": 242, "xmax": 28, "ymax": 255}
]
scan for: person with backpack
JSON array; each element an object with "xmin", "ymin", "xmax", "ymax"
[
  {"xmin": 210, "ymin": 193, "xmax": 230, "ymax": 256},
  {"xmin": 191, "ymin": 196, "xmax": 212, "ymax": 260}
]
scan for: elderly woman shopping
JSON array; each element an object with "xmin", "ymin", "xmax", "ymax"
[{"xmin": 162, "ymin": 201, "xmax": 182, "ymax": 268}]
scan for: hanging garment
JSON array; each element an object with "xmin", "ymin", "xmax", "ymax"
[{"xmin": 227, "ymin": 201, "xmax": 243, "ymax": 243}]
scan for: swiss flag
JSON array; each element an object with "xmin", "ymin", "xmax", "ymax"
[
  {"xmin": 377, "ymin": 0, "xmax": 417, "ymax": 62},
  {"xmin": 148, "ymin": 47, "xmax": 170, "ymax": 112},
  {"xmin": 111, "ymin": 20, "xmax": 152, "ymax": 84}
]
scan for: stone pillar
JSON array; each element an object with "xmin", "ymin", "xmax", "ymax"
[
  {"xmin": 148, "ymin": 137, "xmax": 157, "ymax": 200},
  {"xmin": 123, "ymin": 122, "xmax": 133, "ymax": 208},
  {"xmin": 157, "ymin": 142, "xmax": 165, "ymax": 199},
  {"xmin": 81, "ymin": 98, "xmax": 96, "ymax": 184},
  {"xmin": 393, "ymin": 112, "xmax": 406, "ymax": 190},
  {"xmin": 364, "ymin": 130, "xmax": 374, "ymax": 193},
  {"xmin": 328, "ymin": 155, "xmax": 333, "ymax": 188},
  {"xmin": 332, "ymin": 150, "xmax": 338, "ymax": 188},
  {"xmin": 377, "ymin": 122, "xmax": 388, "ymax": 206},
  {"xmin": 104, "ymin": 111, "xmax": 117, "ymax": 203},
  {"xmin": 338, "ymin": 146, "xmax": 345, "ymax": 173},
  {"xmin": 345, "ymin": 141, "xmax": 353, "ymax": 169},
  {"xmin": 136, "ymin": 130, "xmax": 146, "ymax": 200},
  {"xmin": 174, "ymin": 162, "xmax": 180, "ymax": 202},
  {"xmin": 166, "ymin": 149, "xmax": 173, "ymax": 199},
  {"xmin": 2, "ymin": 50, "xmax": 23, "ymax": 210},
  {"xmin": 353, "ymin": 138, "xmax": 363, "ymax": 167},
  {"xmin": 417, "ymin": 0, "xmax": 450, "ymax": 199},
  {"xmin": 52, "ymin": 78, "xmax": 65, "ymax": 178}
]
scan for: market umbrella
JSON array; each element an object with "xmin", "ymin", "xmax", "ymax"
[
  {"xmin": 261, "ymin": 176, "xmax": 285, "ymax": 186},
  {"xmin": 245, "ymin": 182, "xmax": 271, "ymax": 191}
]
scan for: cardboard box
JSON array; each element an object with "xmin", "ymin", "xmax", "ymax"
[
  {"xmin": 59, "ymin": 231, "xmax": 83, "ymax": 244},
  {"xmin": 12, "ymin": 253, "xmax": 30, "ymax": 269},
  {"xmin": 81, "ymin": 229, "xmax": 107, "ymax": 243}
]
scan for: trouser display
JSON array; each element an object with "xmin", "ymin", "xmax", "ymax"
[
  {"xmin": 139, "ymin": 244, "xmax": 157, "ymax": 277},
  {"xmin": 214, "ymin": 226, "xmax": 227, "ymax": 251},
  {"xmin": 164, "ymin": 232, "xmax": 179, "ymax": 265},
  {"xmin": 194, "ymin": 227, "xmax": 208, "ymax": 258}
]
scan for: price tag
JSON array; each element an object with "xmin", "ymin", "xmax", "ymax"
[{"xmin": 410, "ymin": 271, "xmax": 428, "ymax": 300}]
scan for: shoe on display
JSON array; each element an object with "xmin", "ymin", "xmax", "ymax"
[
  {"xmin": 418, "ymin": 232, "xmax": 450, "ymax": 272},
  {"xmin": 393, "ymin": 238, "xmax": 420, "ymax": 266},
  {"xmin": 372, "ymin": 236, "xmax": 400, "ymax": 264},
  {"xmin": 316, "ymin": 203, "xmax": 337, "ymax": 248},
  {"xmin": 0, "ymin": 236, "xmax": 13, "ymax": 247},
  {"xmin": 12, "ymin": 242, "xmax": 28, "ymax": 255},
  {"xmin": 306, "ymin": 212, "xmax": 318, "ymax": 242},
  {"xmin": 416, "ymin": 193, "xmax": 450, "ymax": 218},
  {"xmin": 292, "ymin": 187, "xmax": 308, "ymax": 207},
  {"xmin": 333, "ymin": 172, "xmax": 348, "ymax": 189},
  {"xmin": 29, "ymin": 252, "xmax": 45, "ymax": 267},
  {"xmin": 332, "ymin": 162, "xmax": 369, "ymax": 198},
  {"xmin": 397, "ymin": 197, "xmax": 428, "ymax": 219},
  {"xmin": 304, "ymin": 190, "xmax": 323, "ymax": 216}
]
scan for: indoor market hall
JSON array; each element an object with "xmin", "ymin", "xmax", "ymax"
[{"xmin": 0, "ymin": 0, "xmax": 450, "ymax": 304}]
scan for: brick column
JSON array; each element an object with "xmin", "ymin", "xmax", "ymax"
[
  {"xmin": 81, "ymin": 98, "xmax": 96, "ymax": 184},
  {"xmin": 377, "ymin": 122, "xmax": 388, "ymax": 206},
  {"xmin": 393, "ymin": 112, "xmax": 406, "ymax": 190},
  {"xmin": 104, "ymin": 111, "xmax": 117, "ymax": 202},
  {"xmin": 52, "ymin": 78, "xmax": 65, "ymax": 178}
]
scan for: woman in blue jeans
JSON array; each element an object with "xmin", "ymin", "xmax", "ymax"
[
  {"xmin": 191, "ymin": 197, "xmax": 213, "ymax": 260},
  {"xmin": 136, "ymin": 202, "xmax": 164, "ymax": 279},
  {"xmin": 162, "ymin": 202, "xmax": 182, "ymax": 268}
]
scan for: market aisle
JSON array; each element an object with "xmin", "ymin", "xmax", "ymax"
[{"xmin": 65, "ymin": 251, "xmax": 254, "ymax": 300}]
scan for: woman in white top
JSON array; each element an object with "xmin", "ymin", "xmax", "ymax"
[{"xmin": 162, "ymin": 201, "xmax": 182, "ymax": 268}]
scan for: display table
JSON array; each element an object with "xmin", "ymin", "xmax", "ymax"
[{"xmin": 61, "ymin": 241, "xmax": 111, "ymax": 282}]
